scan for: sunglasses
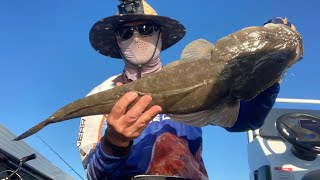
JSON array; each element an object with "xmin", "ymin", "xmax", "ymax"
[
  {"xmin": 116, "ymin": 24, "xmax": 160, "ymax": 41},
  {"xmin": 264, "ymin": 18, "xmax": 292, "ymax": 27}
]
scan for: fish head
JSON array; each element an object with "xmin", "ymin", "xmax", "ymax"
[
  {"xmin": 263, "ymin": 22, "xmax": 304, "ymax": 69},
  {"xmin": 265, "ymin": 23, "xmax": 304, "ymax": 83},
  {"xmin": 229, "ymin": 23, "xmax": 304, "ymax": 100}
]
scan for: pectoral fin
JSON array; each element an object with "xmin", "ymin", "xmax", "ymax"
[
  {"xmin": 208, "ymin": 97, "xmax": 240, "ymax": 127},
  {"xmin": 168, "ymin": 97, "xmax": 240, "ymax": 127}
]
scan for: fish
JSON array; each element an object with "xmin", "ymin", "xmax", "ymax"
[
  {"xmin": 146, "ymin": 132, "xmax": 208, "ymax": 179},
  {"xmin": 14, "ymin": 23, "xmax": 303, "ymax": 141}
]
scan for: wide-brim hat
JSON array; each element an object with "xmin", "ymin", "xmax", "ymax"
[{"xmin": 89, "ymin": 0, "xmax": 186, "ymax": 59}]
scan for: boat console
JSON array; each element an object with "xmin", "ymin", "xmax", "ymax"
[{"xmin": 248, "ymin": 108, "xmax": 320, "ymax": 180}]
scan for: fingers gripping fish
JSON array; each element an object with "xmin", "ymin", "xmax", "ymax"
[{"xmin": 14, "ymin": 23, "xmax": 303, "ymax": 141}]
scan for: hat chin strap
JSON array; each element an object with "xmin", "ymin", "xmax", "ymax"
[{"xmin": 118, "ymin": 32, "xmax": 162, "ymax": 81}]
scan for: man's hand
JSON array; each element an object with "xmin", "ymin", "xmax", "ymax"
[
  {"xmin": 105, "ymin": 91, "xmax": 162, "ymax": 147},
  {"xmin": 101, "ymin": 81, "xmax": 161, "ymax": 156}
]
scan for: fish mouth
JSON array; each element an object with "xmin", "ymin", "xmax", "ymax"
[
  {"xmin": 290, "ymin": 43, "xmax": 304, "ymax": 67},
  {"xmin": 264, "ymin": 23, "xmax": 304, "ymax": 67}
]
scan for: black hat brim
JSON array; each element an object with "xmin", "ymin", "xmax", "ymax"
[{"xmin": 89, "ymin": 14, "xmax": 186, "ymax": 59}]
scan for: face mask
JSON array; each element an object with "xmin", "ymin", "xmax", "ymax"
[{"xmin": 117, "ymin": 30, "xmax": 161, "ymax": 65}]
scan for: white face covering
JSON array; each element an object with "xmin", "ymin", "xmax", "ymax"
[{"xmin": 117, "ymin": 30, "xmax": 161, "ymax": 65}]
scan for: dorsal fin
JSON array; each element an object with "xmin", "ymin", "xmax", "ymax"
[{"xmin": 180, "ymin": 39, "xmax": 214, "ymax": 61}]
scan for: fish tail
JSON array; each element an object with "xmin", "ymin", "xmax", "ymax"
[{"xmin": 13, "ymin": 119, "xmax": 51, "ymax": 141}]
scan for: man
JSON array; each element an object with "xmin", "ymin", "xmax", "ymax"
[{"xmin": 77, "ymin": 1, "xmax": 290, "ymax": 179}]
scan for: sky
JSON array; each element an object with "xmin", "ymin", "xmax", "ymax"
[{"xmin": 1, "ymin": 0, "xmax": 320, "ymax": 179}]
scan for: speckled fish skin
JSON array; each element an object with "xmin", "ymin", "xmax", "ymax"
[{"xmin": 14, "ymin": 24, "xmax": 303, "ymax": 141}]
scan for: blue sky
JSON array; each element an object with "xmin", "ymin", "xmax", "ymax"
[{"xmin": 1, "ymin": 0, "xmax": 320, "ymax": 179}]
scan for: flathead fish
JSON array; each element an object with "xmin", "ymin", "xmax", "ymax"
[{"xmin": 14, "ymin": 23, "xmax": 303, "ymax": 141}]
